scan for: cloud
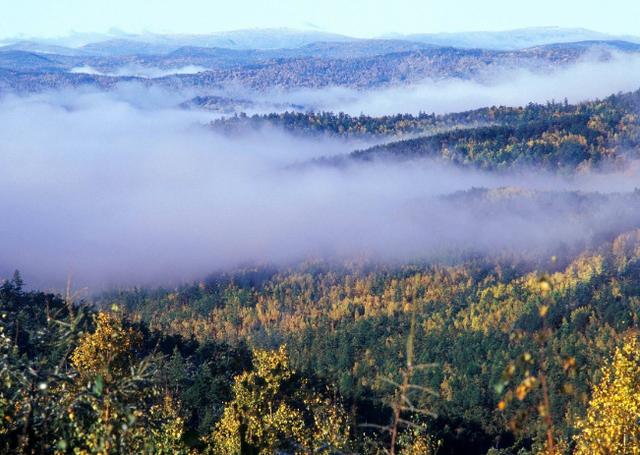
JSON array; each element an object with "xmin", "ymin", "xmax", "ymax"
[
  {"xmin": 70, "ymin": 64, "xmax": 208, "ymax": 78},
  {"xmin": 0, "ymin": 86, "xmax": 639, "ymax": 290}
]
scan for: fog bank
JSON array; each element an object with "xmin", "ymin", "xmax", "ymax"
[
  {"xmin": 70, "ymin": 65, "xmax": 209, "ymax": 78},
  {"xmin": 1, "ymin": 88, "xmax": 639, "ymax": 289}
]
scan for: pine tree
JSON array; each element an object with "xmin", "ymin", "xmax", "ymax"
[{"xmin": 11, "ymin": 270, "xmax": 23, "ymax": 292}]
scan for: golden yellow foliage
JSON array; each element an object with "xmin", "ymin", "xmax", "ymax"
[
  {"xmin": 205, "ymin": 345, "xmax": 350, "ymax": 454},
  {"xmin": 138, "ymin": 395, "xmax": 194, "ymax": 455},
  {"xmin": 71, "ymin": 311, "xmax": 142, "ymax": 382},
  {"xmin": 574, "ymin": 335, "xmax": 640, "ymax": 454},
  {"xmin": 398, "ymin": 428, "xmax": 440, "ymax": 455}
]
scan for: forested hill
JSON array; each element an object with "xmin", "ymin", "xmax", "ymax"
[
  {"xmin": 210, "ymin": 106, "xmax": 523, "ymax": 139},
  {"xmin": 213, "ymin": 89, "xmax": 640, "ymax": 172},
  {"xmin": 4, "ymin": 40, "xmax": 638, "ymax": 93},
  {"xmin": 347, "ymin": 90, "xmax": 640, "ymax": 171},
  {"xmin": 82, "ymin": 223, "xmax": 640, "ymax": 453}
]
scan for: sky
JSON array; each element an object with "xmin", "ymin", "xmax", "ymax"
[{"xmin": 1, "ymin": 0, "xmax": 639, "ymax": 39}]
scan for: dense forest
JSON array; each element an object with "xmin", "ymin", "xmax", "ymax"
[
  {"xmin": 209, "ymin": 100, "xmax": 574, "ymax": 139},
  {"xmin": 348, "ymin": 89, "xmax": 639, "ymax": 172},
  {"xmin": 5, "ymin": 211, "xmax": 640, "ymax": 453},
  {"xmin": 349, "ymin": 91, "xmax": 640, "ymax": 171},
  {"xmin": 211, "ymin": 108, "xmax": 504, "ymax": 138}
]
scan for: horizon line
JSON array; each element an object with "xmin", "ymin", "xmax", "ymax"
[{"xmin": 2, "ymin": 24, "xmax": 638, "ymax": 44}]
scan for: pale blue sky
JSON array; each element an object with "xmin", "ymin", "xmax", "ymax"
[{"xmin": 2, "ymin": 0, "xmax": 639, "ymax": 39}]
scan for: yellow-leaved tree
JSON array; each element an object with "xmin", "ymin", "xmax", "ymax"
[
  {"xmin": 205, "ymin": 345, "xmax": 351, "ymax": 454},
  {"xmin": 66, "ymin": 310, "xmax": 192, "ymax": 454},
  {"xmin": 574, "ymin": 335, "xmax": 640, "ymax": 454},
  {"xmin": 71, "ymin": 310, "xmax": 142, "ymax": 381}
]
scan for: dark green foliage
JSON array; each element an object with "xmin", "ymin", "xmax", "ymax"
[
  {"xmin": 211, "ymin": 109, "xmax": 502, "ymax": 139},
  {"xmin": 350, "ymin": 90, "xmax": 640, "ymax": 171},
  {"xmin": 0, "ymin": 275, "xmax": 251, "ymax": 453}
]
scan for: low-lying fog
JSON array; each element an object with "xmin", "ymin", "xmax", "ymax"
[
  {"xmin": 230, "ymin": 52, "xmax": 640, "ymax": 115},
  {"xmin": 70, "ymin": 65, "xmax": 209, "ymax": 78},
  {"xmin": 1, "ymin": 78, "xmax": 639, "ymax": 289}
]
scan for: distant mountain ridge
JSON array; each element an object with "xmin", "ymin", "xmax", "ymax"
[
  {"xmin": 2, "ymin": 27, "xmax": 639, "ymax": 57},
  {"xmin": 0, "ymin": 28, "xmax": 355, "ymax": 56},
  {"xmin": 386, "ymin": 26, "xmax": 640, "ymax": 50}
]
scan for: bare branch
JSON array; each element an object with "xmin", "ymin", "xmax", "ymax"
[
  {"xmin": 404, "ymin": 383, "xmax": 438, "ymax": 395},
  {"xmin": 396, "ymin": 418, "xmax": 424, "ymax": 429},
  {"xmin": 400, "ymin": 405, "xmax": 437, "ymax": 417}
]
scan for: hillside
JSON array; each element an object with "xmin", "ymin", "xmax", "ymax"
[{"xmin": 345, "ymin": 90, "xmax": 640, "ymax": 171}]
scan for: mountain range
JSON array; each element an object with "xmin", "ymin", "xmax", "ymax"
[
  {"xmin": 0, "ymin": 27, "xmax": 639, "ymax": 99},
  {"xmin": 2, "ymin": 26, "xmax": 639, "ymax": 56}
]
